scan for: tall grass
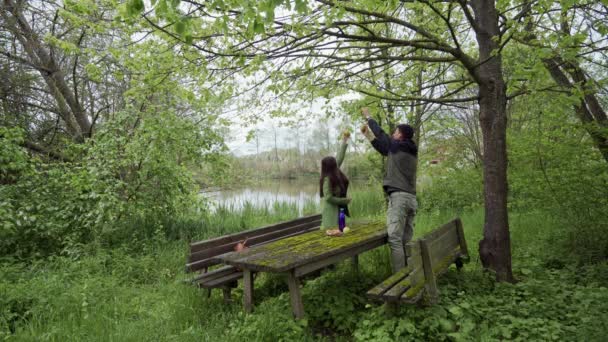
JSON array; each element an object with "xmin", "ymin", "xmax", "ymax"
[{"xmin": 108, "ymin": 187, "xmax": 387, "ymax": 248}]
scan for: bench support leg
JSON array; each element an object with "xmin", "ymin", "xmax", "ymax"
[
  {"xmin": 351, "ymin": 255, "xmax": 359, "ymax": 274},
  {"xmin": 455, "ymin": 257, "xmax": 464, "ymax": 271},
  {"xmin": 243, "ymin": 269, "xmax": 254, "ymax": 313},
  {"xmin": 384, "ymin": 302, "xmax": 399, "ymax": 316},
  {"xmin": 419, "ymin": 239, "xmax": 439, "ymax": 305},
  {"xmin": 206, "ymin": 288, "xmax": 212, "ymax": 298},
  {"xmin": 287, "ymin": 270, "xmax": 305, "ymax": 319},
  {"xmin": 222, "ymin": 287, "xmax": 232, "ymax": 302}
]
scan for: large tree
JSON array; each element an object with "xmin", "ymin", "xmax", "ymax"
[{"xmin": 128, "ymin": 0, "xmax": 523, "ymax": 281}]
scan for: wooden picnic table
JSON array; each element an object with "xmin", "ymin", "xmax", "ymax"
[{"xmin": 215, "ymin": 220, "xmax": 387, "ymax": 319}]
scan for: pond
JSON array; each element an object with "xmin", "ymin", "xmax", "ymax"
[
  {"xmin": 201, "ymin": 179, "xmax": 320, "ymax": 215},
  {"xmin": 201, "ymin": 178, "xmax": 378, "ymax": 215}
]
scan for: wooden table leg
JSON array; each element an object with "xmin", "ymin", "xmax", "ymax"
[
  {"xmin": 287, "ymin": 270, "xmax": 305, "ymax": 319},
  {"xmin": 243, "ymin": 269, "xmax": 254, "ymax": 313}
]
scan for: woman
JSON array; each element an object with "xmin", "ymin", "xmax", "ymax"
[{"xmin": 320, "ymin": 132, "xmax": 351, "ymax": 229}]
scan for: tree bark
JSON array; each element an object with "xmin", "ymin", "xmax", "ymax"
[
  {"xmin": 542, "ymin": 57, "xmax": 608, "ymax": 164},
  {"xmin": 471, "ymin": 0, "xmax": 514, "ymax": 282},
  {"xmin": 1, "ymin": 0, "xmax": 91, "ymax": 141}
]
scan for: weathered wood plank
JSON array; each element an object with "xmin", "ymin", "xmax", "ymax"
[
  {"xmin": 218, "ymin": 221, "xmax": 387, "ymax": 273},
  {"xmin": 188, "ymin": 220, "xmax": 320, "ymax": 263},
  {"xmin": 368, "ymin": 218, "xmax": 469, "ymax": 306},
  {"xmin": 209, "ymin": 229, "xmax": 328, "ymax": 271},
  {"xmin": 405, "ymin": 241, "xmax": 422, "ymax": 268},
  {"xmin": 418, "ymin": 219, "xmax": 457, "ymax": 244},
  {"xmin": 190, "ymin": 214, "xmax": 321, "ymax": 253},
  {"xmin": 185, "ymin": 257, "xmax": 221, "ymax": 273},
  {"xmin": 401, "ymin": 289, "xmax": 424, "ymax": 304},
  {"xmin": 367, "ymin": 266, "xmax": 411, "ymax": 299},
  {"xmin": 293, "ymin": 238, "xmax": 385, "ymax": 277},
  {"xmin": 455, "ymin": 218, "xmax": 469, "ymax": 258},
  {"xmin": 429, "ymin": 227, "xmax": 461, "ymax": 267},
  {"xmin": 190, "ymin": 265, "xmax": 236, "ymax": 283},
  {"xmin": 200, "ymin": 271, "xmax": 243, "ymax": 288},
  {"xmin": 287, "ymin": 270, "xmax": 305, "ymax": 319},
  {"xmin": 384, "ymin": 267, "xmax": 425, "ymax": 301},
  {"xmin": 260, "ymin": 222, "xmax": 385, "ymax": 271},
  {"xmin": 186, "ymin": 225, "xmax": 319, "ymax": 272},
  {"xmin": 432, "ymin": 248, "xmax": 461, "ymax": 277},
  {"xmin": 213, "ymin": 223, "xmax": 330, "ymax": 262},
  {"xmin": 420, "ymin": 239, "xmax": 439, "ymax": 304}
]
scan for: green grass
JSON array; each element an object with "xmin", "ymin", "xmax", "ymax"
[{"xmin": 2, "ymin": 198, "xmax": 608, "ymax": 341}]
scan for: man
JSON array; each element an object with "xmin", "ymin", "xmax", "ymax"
[{"xmin": 361, "ymin": 107, "xmax": 418, "ymax": 273}]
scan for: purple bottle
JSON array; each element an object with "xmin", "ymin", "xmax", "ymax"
[{"xmin": 338, "ymin": 208, "xmax": 346, "ymax": 232}]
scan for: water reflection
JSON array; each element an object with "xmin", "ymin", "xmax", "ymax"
[{"xmin": 202, "ymin": 179, "xmax": 321, "ymax": 215}]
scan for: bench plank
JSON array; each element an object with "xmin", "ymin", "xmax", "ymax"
[
  {"xmin": 191, "ymin": 265, "xmax": 236, "ymax": 283},
  {"xmin": 419, "ymin": 220, "xmax": 457, "ymax": 244},
  {"xmin": 420, "ymin": 239, "xmax": 439, "ymax": 303},
  {"xmin": 188, "ymin": 220, "xmax": 321, "ymax": 263},
  {"xmin": 199, "ymin": 271, "xmax": 243, "ymax": 288},
  {"xmin": 368, "ymin": 218, "xmax": 467, "ymax": 306},
  {"xmin": 432, "ymin": 247, "xmax": 463, "ymax": 276},
  {"xmin": 383, "ymin": 267, "xmax": 424, "ymax": 301},
  {"xmin": 367, "ymin": 266, "xmax": 411, "ymax": 299},
  {"xmin": 186, "ymin": 225, "xmax": 320, "ymax": 272},
  {"xmin": 429, "ymin": 227, "xmax": 461, "ymax": 267},
  {"xmin": 405, "ymin": 242, "xmax": 422, "ymax": 267},
  {"xmin": 190, "ymin": 214, "xmax": 321, "ymax": 253},
  {"xmin": 455, "ymin": 218, "xmax": 469, "ymax": 257}
]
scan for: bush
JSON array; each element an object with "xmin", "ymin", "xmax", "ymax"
[
  {"xmin": 418, "ymin": 166, "xmax": 483, "ymax": 213},
  {"xmin": 1, "ymin": 108, "xmax": 215, "ymax": 259}
]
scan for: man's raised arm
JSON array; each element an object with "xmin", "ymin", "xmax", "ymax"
[{"xmin": 362, "ymin": 107, "xmax": 390, "ymax": 156}]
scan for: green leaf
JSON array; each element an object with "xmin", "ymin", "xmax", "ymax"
[
  {"xmin": 175, "ymin": 20, "xmax": 186, "ymax": 35},
  {"xmin": 253, "ymin": 19, "xmax": 265, "ymax": 34},
  {"xmin": 127, "ymin": 0, "xmax": 144, "ymax": 17},
  {"xmin": 295, "ymin": 0, "xmax": 307, "ymax": 13},
  {"xmin": 448, "ymin": 306, "xmax": 463, "ymax": 317},
  {"xmin": 155, "ymin": 0, "xmax": 168, "ymax": 16}
]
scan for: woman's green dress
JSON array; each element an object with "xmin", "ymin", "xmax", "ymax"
[{"xmin": 320, "ymin": 142, "xmax": 350, "ymax": 229}]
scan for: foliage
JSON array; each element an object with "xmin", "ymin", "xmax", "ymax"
[
  {"xmin": 508, "ymin": 89, "xmax": 608, "ymax": 263},
  {"xmin": 418, "ymin": 165, "xmax": 483, "ymax": 213},
  {"xmin": 3, "ymin": 208, "xmax": 608, "ymax": 341},
  {"xmin": 0, "ymin": 105, "xmax": 221, "ymax": 259},
  {"xmin": 1, "ymin": 0, "xmax": 608, "ymax": 340},
  {"xmin": 353, "ymin": 263, "xmax": 608, "ymax": 342}
]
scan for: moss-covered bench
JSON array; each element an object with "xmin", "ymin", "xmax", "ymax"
[
  {"xmin": 185, "ymin": 214, "xmax": 321, "ymax": 301},
  {"xmin": 367, "ymin": 218, "xmax": 469, "ymax": 305}
]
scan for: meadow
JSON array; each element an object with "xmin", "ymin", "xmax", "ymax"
[{"xmin": 3, "ymin": 189, "xmax": 607, "ymax": 341}]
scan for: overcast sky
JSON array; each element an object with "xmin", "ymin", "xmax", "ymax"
[{"xmin": 225, "ymin": 93, "xmax": 361, "ymax": 156}]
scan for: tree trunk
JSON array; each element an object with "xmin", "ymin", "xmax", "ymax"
[
  {"xmin": 542, "ymin": 57, "xmax": 608, "ymax": 164},
  {"xmin": 471, "ymin": 0, "xmax": 514, "ymax": 282},
  {"xmin": 1, "ymin": 0, "xmax": 91, "ymax": 141}
]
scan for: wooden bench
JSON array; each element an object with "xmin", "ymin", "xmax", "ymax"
[
  {"xmin": 185, "ymin": 214, "xmax": 322, "ymax": 300},
  {"xmin": 367, "ymin": 218, "xmax": 469, "ymax": 305}
]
